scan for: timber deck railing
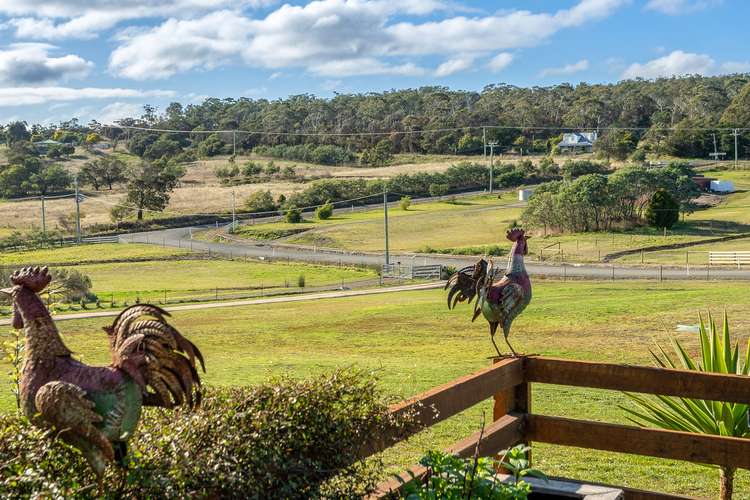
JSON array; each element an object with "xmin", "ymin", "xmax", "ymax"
[{"xmin": 365, "ymin": 356, "xmax": 750, "ymax": 500}]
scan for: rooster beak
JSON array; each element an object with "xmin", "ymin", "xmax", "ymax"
[{"xmin": 0, "ymin": 287, "xmax": 13, "ymax": 297}]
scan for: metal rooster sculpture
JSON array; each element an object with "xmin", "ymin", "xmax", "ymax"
[
  {"xmin": 0, "ymin": 267, "xmax": 204, "ymax": 478},
  {"xmin": 445, "ymin": 228, "xmax": 532, "ymax": 357}
]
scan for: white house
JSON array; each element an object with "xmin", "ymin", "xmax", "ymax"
[{"xmin": 557, "ymin": 132, "xmax": 598, "ymax": 153}]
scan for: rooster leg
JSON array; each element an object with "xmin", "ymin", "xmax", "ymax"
[
  {"xmin": 504, "ymin": 330, "xmax": 518, "ymax": 357},
  {"xmin": 489, "ymin": 322, "xmax": 502, "ymax": 358}
]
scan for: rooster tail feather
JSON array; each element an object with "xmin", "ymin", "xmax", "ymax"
[{"xmin": 108, "ymin": 304, "xmax": 203, "ymax": 409}]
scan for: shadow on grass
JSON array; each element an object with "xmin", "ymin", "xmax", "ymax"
[{"xmin": 672, "ymin": 219, "xmax": 750, "ymax": 237}]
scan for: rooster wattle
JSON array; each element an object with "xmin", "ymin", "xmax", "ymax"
[{"xmin": 444, "ymin": 228, "xmax": 532, "ymax": 356}]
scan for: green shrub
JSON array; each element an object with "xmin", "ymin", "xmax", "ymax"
[
  {"xmin": 399, "ymin": 196, "xmax": 411, "ymax": 210},
  {"xmin": 562, "ymin": 159, "xmax": 610, "ymax": 179},
  {"xmin": 429, "ymin": 183, "xmax": 449, "ymax": 197},
  {"xmin": 297, "ymin": 274, "xmax": 306, "ymax": 288},
  {"xmin": 401, "ymin": 445, "xmax": 544, "ymax": 499},
  {"xmin": 245, "ymin": 190, "xmax": 277, "ymax": 213},
  {"xmin": 242, "ymin": 161, "xmax": 263, "ymax": 177},
  {"xmin": 645, "ymin": 189, "xmax": 679, "ymax": 229},
  {"xmin": 0, "ymin": 370, "xmax": 408, "ymax": 499},
  {"xmin": 315, "ymin": 200, "xmax": 334, "ymax": 220},
  {"xmin": 285, "ymin": 206, "xmax": 303, "ymax": 223},
  {"xmin": 265, "ymin": 161, "xmax": 280, "ymax": 175}
]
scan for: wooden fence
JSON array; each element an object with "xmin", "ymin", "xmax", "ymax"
[
  {"xmin": 365, "ymin": 356, "xmax": 750, "ymax": 499},
  {"xmin": 709, "ymin": 251, "xmax": 750, "ymax": 269}
]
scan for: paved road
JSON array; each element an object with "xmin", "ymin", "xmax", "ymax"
[
  {"xmin": 121, "ymin": 227, "xmax": 750, "ymax": 281},
  {"xmin": 0, "ymin": 282, "xmax": 442, "ymax": 326}
]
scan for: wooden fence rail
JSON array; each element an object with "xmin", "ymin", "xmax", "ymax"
[{"xmin": 367, "ymin": 356, "xmax": 750, "ymax": 500}]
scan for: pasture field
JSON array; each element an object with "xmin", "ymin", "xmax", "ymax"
[
  {"xmin": 0, "ymin": 243, "xmax": 189, "ymax": 266},
  {"xmin": 1, "ymin": 281, "xmax": 748, "ymax": 497},
  {"xmin": 75, "ymin": 260, "xmax": 377, "ymax": 303},
  {"xmin": 231, "ymin": 192, "xmax": 524, "ymax": 252},
  {"xmin": 0, "ymin": 243, "xmax": 377, "ymax": 305}
]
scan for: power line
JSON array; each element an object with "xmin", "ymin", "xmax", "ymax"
[{"xmin": 104, "ymin": 123, "xmax": 750, "ymax": 137}]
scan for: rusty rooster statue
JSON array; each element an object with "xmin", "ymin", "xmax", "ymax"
[
  {"xmin": 0, "ymin": 267, "xmax": 204, "ymax": 478},
  {"xmin": 445, "ymin": 228, "xmax": 532, "ymax": 357}
]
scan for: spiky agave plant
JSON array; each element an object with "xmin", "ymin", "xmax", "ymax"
[{"xmin": 622, "ymin": 312, "xmax": 749, "ymax": 500}]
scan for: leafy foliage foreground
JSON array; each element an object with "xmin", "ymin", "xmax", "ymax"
[{"xmin": 0, "ymin": 370, "xmax": 405, "ymax": 499}]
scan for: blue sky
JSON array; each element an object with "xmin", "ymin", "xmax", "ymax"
[{"xmin": 0, "ymin": 0, "xmax": 748, "ymax": 125}]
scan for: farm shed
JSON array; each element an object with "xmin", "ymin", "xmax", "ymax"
[{"xmin": 710, "ymin": 180, "xmax": 735, "ymax": 193}]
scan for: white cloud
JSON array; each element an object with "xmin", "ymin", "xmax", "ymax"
[
  {"xmin": 435, "ymin": 55, "xmax": 474, "ymax": 77},
  {"xmin": 387, "ymin": 0, "xmax": 627, "ymax": 56},
  {"xmin": 645, "ymin": 0, "xmax": 721, "ymax": 15},
  {"xmin": 0, "ymin": 0, "xmax": 277, "ymax": 39},
  {"xmin": 0, "ymin": 87, "xmax": 175, "ymax": 106},
  {"xmin": 721, "ymin": 61, "xmax": 750, "ymax": 73},
  {"xmin": 622, "ymin": 50, "xmax": 714, "ymax": 79},
  {"xmin": 96, "ymin": 102, "xmax": 145, "ymax": 123},
  {"xmin": 540, "ymin": 59, "xmax": 589, "ymax": 77},
  {"xmin": 0, "ymin": 43, "xmax": 92, "ymax": 84},
  {"xmin": 321, "ymin": 79, "xmax": 343, "ymax": 91},
  {"xmin": 487, "ymin": 53, "xmax": 514, "ymax": 73},
  {"xmin": 107, "ymin": 0, "xmax": 626, "ymax": 80},
  {"xmin": 309, "ymin": 58, "xmax": 425, "ymax": 77},
  {"xmin": 110, "ymin": 11, "xmax": 254, "ymax": 80}
]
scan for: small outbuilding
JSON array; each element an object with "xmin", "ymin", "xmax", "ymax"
[
  {"xmin": 710, "ymin": 180, "xmax": 735, "ymax": 193},
  {"xmin": 691, "ymin": 176, "xmax": 715, "ymax": 191},
  {"xmin": 518, "ymin": 189, "xmax": 534, "ymax": 201}
]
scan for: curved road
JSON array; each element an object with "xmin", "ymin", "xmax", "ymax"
[{"xmin": 121, "ymin": 227, "xmax": 750, "ymax": 281}]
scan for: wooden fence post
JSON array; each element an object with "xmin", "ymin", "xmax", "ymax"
[{"xmin": 492, "ymin": 357, "xmax": 530, "ymax": 461}]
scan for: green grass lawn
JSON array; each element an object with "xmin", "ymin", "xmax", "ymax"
[
  {"xmin": 77, "ymin": 259, "xmax": 377, "ymax": 302},
  {"xmin": 1, "ymin": 281, "xmax": 748, "ymax": 497},
  {"xmin": 0, "ymin": 243, "xmax": 377, "ymax": 305},
  {"xmin": 0, "ymin": 243, "xmax": 190, "ymax": 266}
]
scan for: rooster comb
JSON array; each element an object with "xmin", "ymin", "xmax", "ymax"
[{"xmin": 506, "ymin": 228, "xmax": 526, "ymax": 241}]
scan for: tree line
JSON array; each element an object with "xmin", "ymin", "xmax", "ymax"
[
  {"xmin": 5, "ymin": 74, "xmax": 750, "ymax": 161},
  {"xmin": 522, "ymin": 163, "xmax": 701, "ymax": 233}
]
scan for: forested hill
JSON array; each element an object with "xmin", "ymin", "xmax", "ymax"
[{"xmin": 9, "ymin": 74, "xmax": 750, "ymax": 159}]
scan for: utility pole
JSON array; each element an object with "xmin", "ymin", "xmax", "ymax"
[
  {"xmin": 488, "ymin": 141, "xmax": 499, "ymax": 194},
  {"xmin": 231, "ymin": 190, "xmax": 237, "ymax": 233},
  {"xmin": 41, "ymin": 195, "xmax": 46, "ymax": 233},
  {"xmin": 383, "ymin": 189, "xmax": 390, "ymax": 266},
  {"xmin": 482, "ymin": 126, "xmax": 487, "ymax": 157},
  {"xmin": 732, "ymin": 129, "xmax": 740, "ymax": 169},
  {"xmin": 232, "ymin": 130, "xmax": 237, "ymax": 157},
  {"xmin": 74, "ymin": 176, "xmax": 81, "ymax": 243}
]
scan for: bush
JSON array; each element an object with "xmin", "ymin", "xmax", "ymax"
[
  {"xmin": 402, "ymin": 445, "xmax": 543, "ymax": 499},
  {"xmin": 429, "ymin": 183, "xmax": 449, "ymax": 197},
  {"xmin": 645, "ymin": 188, "xmax": 679, "ymax": 229},
  {"xmin": 359, "ymin": 139, "xmax": 392, "ymax": 166},
  {"xmin": 265, "ymin": 161, "xmax": 280, "ymax": 175},
  {"xmin": 285, "ymin": 206, "xmax": 302, "ymax": 223},
  {"xmin": 315, "ymin": 200, "xmax": 334, "ymax": 220},
  {"xmin": 297, "ymin": 274, "xmax": 306, "ymax": 288},
  {"xmin": 254, "ymin": 144, "xmax": 355, "ymax": 165},
  {"xmin": 242, "ymin": 161, "xmax": 263, "ymax": 177},
  {"xmin": 0, "ymin": 370, "xmax": 410, "ymax": 499},
  {"xmin": 399, "ymin": 196, "xmax": 411, "ymax": 210},
  {"xmin": 562, "ymin": 159, "xmax": 610, "ymax": 179},
  {"xmin": 51, "ymin": 269, "xmax": 93, "ymax": 302},
  {"xmin": 245, "ymin": 190, "xmax": 277, "ymax": 213}
]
